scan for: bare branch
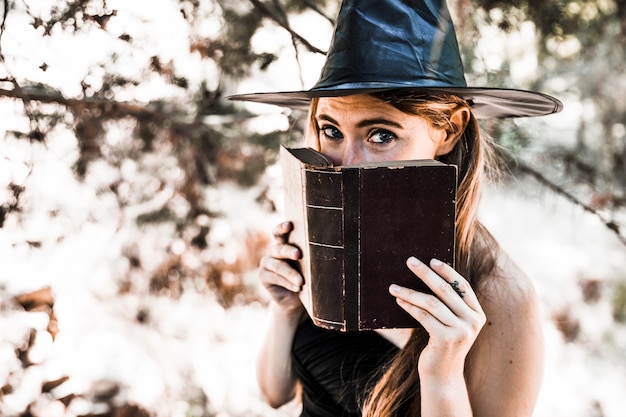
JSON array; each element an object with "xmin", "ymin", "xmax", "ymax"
[
  {"xmin": 0, "ymin": 87, "xmax": 210, "ymax": 132},
  {"xmin": 300, "ymin": 0, "xmax": 335, "ymax": 25},
  {"xmin": 515, "ymin": 159, "xmax": 626, "ymax": 248},
  {"xmin": 0, "ymin": 0, "xmax": 9, "ymax": 61},
  {"xmin": 247, "ymin": 0, "xmax": 326, "ymax": 55}
]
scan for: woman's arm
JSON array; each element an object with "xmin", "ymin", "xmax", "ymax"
[
  {"xmin": 391, "ymin": 254, "xmax": 544, "ymax": 417},
  {"xmin": 256, "ymin": 302, "xmax": 304, "ymax": 407},
  {"xmin": 389, "ymin": 253, "xmax": 543, "ymax": 417},
  {"xmin": 256, "ymin": 222, "xmax": 306, "ymax": 408},
  {"xmin": 390, "ymin": 257, "xmax": 484, "ymax": 416}
]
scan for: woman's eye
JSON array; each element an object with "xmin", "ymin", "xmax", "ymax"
[
  {"xmin": 320, "ymin": 126, "xmax": 343, "ymax": 140},
  {"xmin": 369, "ymin": 129, "xmax": 396, "ymax": 144}
]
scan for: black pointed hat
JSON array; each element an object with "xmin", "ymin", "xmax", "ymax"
[{"xmin": 228, "ymin": 0, "xmax": 562, "ymax": 119}]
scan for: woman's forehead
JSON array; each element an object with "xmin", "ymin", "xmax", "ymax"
[{"xmin": 315, "ymin": 95, "xmax": 401, "ymax": 120}]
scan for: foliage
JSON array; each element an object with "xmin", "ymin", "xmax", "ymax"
[
  {"xmin": 0, "ymin": 0, "xmax": 334, "ymax": 267},
  {"xmin": 451, "ymin": 0, "xmax": 626, "ymax": 245}
]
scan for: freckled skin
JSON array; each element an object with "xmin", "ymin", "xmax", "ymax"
[{"xmin": 314, "ymin": 95, "xmax": 446, "ymax": 166}]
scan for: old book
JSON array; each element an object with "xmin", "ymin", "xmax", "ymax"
[{"xmin": 280, "ymin": 145, "xmax": 457, "ymax": 331}]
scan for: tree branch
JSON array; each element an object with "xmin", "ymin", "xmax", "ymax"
[
  {"xmin": 515, "ymin": 158, "xmax": 626, "ymax": 248},
  {"xmin": 0, "ymin": 0, "xmax": 9, "ymax": 61},
  {"xmin": 300, "ymin": 0, "xmax": 335, "ymax": 25},
  {"xmin": 247, "ymin": 0, "xmax": 326, "ymax": 55},
  {"xmin": 0, "ymin": 87, "xmax": 212, "ymax": 132}
]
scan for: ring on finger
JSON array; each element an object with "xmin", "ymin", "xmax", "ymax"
[{"xmin": 450, "ymin": 280, "xmax": 465, "ymax": 299}]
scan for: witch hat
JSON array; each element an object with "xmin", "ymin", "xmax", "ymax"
[{"xmin": 228, "ymin": 0, "xmax": 562, "ymax": 119}]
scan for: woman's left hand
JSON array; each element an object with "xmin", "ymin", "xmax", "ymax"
[{"xmin": 389, "ymin": 257, "xmax": 486, "ymax": 381}]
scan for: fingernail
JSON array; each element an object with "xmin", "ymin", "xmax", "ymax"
[
  {"xmin": 430, "ymin": 258, "xmax": 443, "ymax": 267},
  {"xmin": 408, "ymin": 256, "xmax": 420, "ymax": 266},
  {"xmin": 291, "ymin": 248, "xmax": 301, "ymax": 258},
  {"xmin": 389, "ymin": 284, "xmax": 401, "ymax": 294}
]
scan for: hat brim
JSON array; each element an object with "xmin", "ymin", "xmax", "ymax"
[{"xmin": 228, "ymin": 86, "xmax": 562, "ymax": 119}]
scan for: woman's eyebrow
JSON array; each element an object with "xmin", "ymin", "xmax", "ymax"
[
  {"xmin": 355, "ymin": 118, "xmax": 402, "ymax": 129},
  {"xmin": 316, "ymin": 114, "xmax": 339, "ymax": 125},
  {"xmin": 316, "ymin": 114, "xmax": 402, "ymax": 129}
]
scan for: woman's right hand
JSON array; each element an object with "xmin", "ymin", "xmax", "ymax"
[{"xmin": 259, "ymin": 221, "xmax": 305, "ymax": 316}]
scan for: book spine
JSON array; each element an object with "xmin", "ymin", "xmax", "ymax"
[
  {"xmin": 342, "ymin": 169, "xmax": 360, "ymax": 332},
  {"xmin": 305, "ymin": 168, "xmax": 346, "ymax": 330}
]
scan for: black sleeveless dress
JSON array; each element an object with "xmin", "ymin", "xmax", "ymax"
[{"xmin": 292, "ymin": 318, "xmax": 400, "ymax": 416}]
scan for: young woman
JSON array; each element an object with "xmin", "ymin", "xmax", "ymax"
[
  {"xmin": 230, "ymin": 1, "xmax": 562, "ymax": 416},
  {"xmin": 256, "ymin": 92, "xmax": 544, "ymax": 417}
]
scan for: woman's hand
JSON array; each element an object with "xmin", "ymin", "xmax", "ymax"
[
  {"xmin": 256, "ymin": 222, "xmax": 306, "ymax": 407},
  {"xmin": 259, "ymin": 221, "xmax": 306, "ymax": 317},
  {"xmin": 389, "ymin": 257, "xmax": 486, "ymax": 380}
]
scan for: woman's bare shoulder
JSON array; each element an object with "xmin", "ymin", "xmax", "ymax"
[
  {"xmin": 470, "ymin": 231, "xmax": 544, "ymax": 359},
  {"xmin": 477, "ymin": 244, "xmax": 540, "ymax": 314},
  {"xmin": 467, "ymin": 240, "xmax": 545, "ymax": 416}
]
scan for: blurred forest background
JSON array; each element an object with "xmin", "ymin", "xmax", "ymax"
[{"xmin": 0, "ymin": 0, "xmax": 625, "ymax": 416}]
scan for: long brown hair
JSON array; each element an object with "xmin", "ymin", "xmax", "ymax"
[{"xmin": 306, "ymin": 91, "xmax": 498, "ymax": 416}]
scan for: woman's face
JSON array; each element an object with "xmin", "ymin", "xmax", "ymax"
[{"xmin": 314, "ymin": 94, "xmax": 447, "ymax": 166}]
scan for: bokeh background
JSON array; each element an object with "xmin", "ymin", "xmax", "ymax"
[{"xmin": 1, "ymin": 1, "xmax": 625, "ymax": 416}]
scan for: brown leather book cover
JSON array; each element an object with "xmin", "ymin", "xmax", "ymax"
[{"xmin": 280, "ymin": 146, "xmax": 457, "ymax": 331}]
